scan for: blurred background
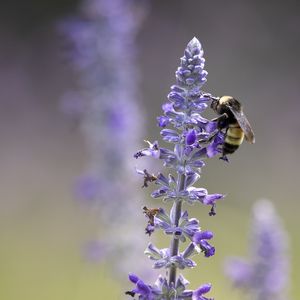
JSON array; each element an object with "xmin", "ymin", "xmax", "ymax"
[{"xmin": 0, "ymin": 0, "xmax": 299, "ymax": 299}]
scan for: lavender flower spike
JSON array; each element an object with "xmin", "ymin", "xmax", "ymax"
[
  {"xmin": 128, "ymin": 37, "xmax": 225, "ymax": 299},
  {"xmin": 225, "ymin": 199, "xmax": 290, "ymax": 300}
]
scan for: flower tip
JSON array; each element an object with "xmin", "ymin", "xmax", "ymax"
[
  {"xmin": 193, "ymin": 283, "xmax": 212, "ymax": 299},
  {"xmin": 128, "ymin": 273, "xmax": 139, "ymax": 284},
  {"xmin": 190, "ymin": 36, "xmax": 200, "ymax": 45},
  {"xmin": 195, "ymin": 283, "xmax": 212, "ymax": 295},
  {"xmin": 187, "ymin": 37, "xmax": 202, "ymax": 52}
]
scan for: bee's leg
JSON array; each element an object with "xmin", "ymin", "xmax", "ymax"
[
  {"xmin": 198, "ymin": 132, "xmax": 218, "ymax": 144},
  {"xmin": 198, "ymin": 114, "xmax": 228, "ymax": 145},
  {"xmin": 211, "ymin": 113, "xmax": 228, "ymax": 124},
  {"xmin": 219, "ymin": 155, "xmax": 229, "ymax": 162},
  {"xmin": 202, "ymin": 93, "xmax": 219, "ymax": 101},
  {"xmin": 198, "ymin": 127, "xmax": 224, "ymax": 145}
]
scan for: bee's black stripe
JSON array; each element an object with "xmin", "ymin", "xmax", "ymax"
[{"xmin": 223, "ymin": 143, "xmax": 239, "ymax": 154}]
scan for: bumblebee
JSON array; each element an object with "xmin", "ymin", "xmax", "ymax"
[{"xmin": 210, "ymin": 95, "xmax": 255, "ymax": 160}]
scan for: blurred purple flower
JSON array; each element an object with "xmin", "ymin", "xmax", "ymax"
[
  {"xmin": 58, "ymin": 0, "xmax": 150, "ymax": 277},
  {"xmin": 224, "ymin": 199, "xmax": 290, "ymax": 300},
  {"xmin": 224, "ymin": 258, "xmax": 252, "ymax": 287}
]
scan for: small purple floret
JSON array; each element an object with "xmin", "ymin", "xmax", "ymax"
[
  {"xmin": 186, "ymin": 129, "xmax": 197, "ymax": 145},
  {"xmin": 193, "ymin": 283, "xmax": 213, "ymax": 300},
  {"xmin": 193, "ymin": 231, "xmax": 215, "ymax": 257}
]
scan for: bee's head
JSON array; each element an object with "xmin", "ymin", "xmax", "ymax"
[{"xmin": 210, "ymin": 98, "xmax": 219, "ymax": 112}]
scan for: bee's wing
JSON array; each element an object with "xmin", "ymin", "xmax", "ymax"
[{"xmin": 228, "ymin": 106, "xmax": 255, "ymax": 144}]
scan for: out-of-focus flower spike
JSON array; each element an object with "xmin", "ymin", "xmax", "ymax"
[
  {"xmin": 225, "ymin": 199, "xmax": 290, "ymax": 300},
  {"xmin": 59, "ymin": 0, "xmax": 150, "ymax": 279}
]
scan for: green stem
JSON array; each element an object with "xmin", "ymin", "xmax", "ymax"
[{"xmin": 168, "ymin": 173, "xmax": 185, "ymax": 286}]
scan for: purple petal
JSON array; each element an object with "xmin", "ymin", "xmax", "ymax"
[
  {"xmin": 148, "ymin": 243, "xmax": 161, "ymax": 256},
  {"xmin": 136, "ymin": 280, "xmax": 151, "ymax": 295},
  {"xmin": 193, "ymin": 231, "xmax": 214, "ymax": 243},
  {"xmin": 206, "ymin": 144, "xmax": 219, "ymax": 158},
  {"xmin": 182, "ymin": 243, "xmax": 196, "ymax": 258},
  {"xmin": 129, "ymin": 273, "xmax": 139, "ymax": 284},
  {"xmin": 199, "ymin": 240, "xmax": 215, "ymax": 257},
  {"xmin": 193, "ymin": 283, "xmax": 212, "ymax": 297},
  {"xmin": 186, "ymin": 129, "xmax": 197, "ymax": 145},
  {"xmin": 168, "ymin": 91, "xmax": 185, "ymax": 104},
  {"xmin": 203, "ymin": 194, "xmax": 224, "ymax": 205},
  {"xmin": 151, "ymin": 186, "xmax": 169, "ymax": 198},
  {"xmin": 206, "ymin": 121, "xmax": 218, "ymax": 133},
  {"xmin": 157, "ymin": 116, "xmax": 170, "ymax": 127},
  {"xmin": 162, "ymin": 102, "xmax": 174, "ymax": 113},
  {"xmin": 156, "ymin": 173, "xmax": 169, "ymax": 187}
]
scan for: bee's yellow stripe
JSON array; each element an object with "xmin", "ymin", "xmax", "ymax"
[
  {"xmin": 227, "ymin": 127, "xmax": 244, "ymax": 139},
  {"xmin": 225, "ymin": 133, "xmax": 244, "ymax": 145},
  {"xmin": 225, "ymin": 136, "xmax": 243, "ymax": 145}
]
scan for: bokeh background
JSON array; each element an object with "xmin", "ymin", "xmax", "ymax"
[{"xmin": 0, "ymin": 0, "xmax": 299, "ymax": 299}]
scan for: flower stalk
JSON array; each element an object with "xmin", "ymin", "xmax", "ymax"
[{"xmin": 169, "ymin": 166, "xmax": 186, "ymax": 285}]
